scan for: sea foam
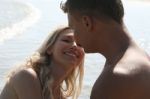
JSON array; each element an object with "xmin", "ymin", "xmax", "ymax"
[{"xmin": 0, "ymin": 0, "xmax": 40, "ymax": 43}]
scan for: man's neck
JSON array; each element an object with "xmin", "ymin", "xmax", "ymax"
[{"xmin": 96, "ymin": 23, "xmax": 131, "ymax": 67}]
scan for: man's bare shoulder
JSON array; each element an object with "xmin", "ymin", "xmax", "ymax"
[
  {"xmin": 114, "ymin": 58, "xmax": 150, "ymax": 75},
  {"xmin": 91, "ymin": 65, "xmax": 150, "ymax": 99},
  {"xmin": 110, "ymin": 45, "xmax": 149, "ymax": 74},
  {"xmin": 91, "ymin": 50, "xmax": 150, "ymax": 99}
]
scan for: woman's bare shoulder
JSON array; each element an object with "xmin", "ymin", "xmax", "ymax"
[
  {"xmin": 9, "ymin": 68, "xmax": 42, "ymax": 99},
  {"xmin": 10, "ymin": 68, "xmax": 38, "ymax": 83}
]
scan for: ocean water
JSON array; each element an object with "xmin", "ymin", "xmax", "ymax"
[{"xmin": 0, "ymin": 0, "xmax": 150, "ymax": 98}]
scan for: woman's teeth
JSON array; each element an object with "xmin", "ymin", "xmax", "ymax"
[{"xmin": 65, "ymin": 52, "xmax": 77, "ymax": 57}]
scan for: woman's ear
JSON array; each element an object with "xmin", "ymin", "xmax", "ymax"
[{"xmin": 81, "ymin": 16, "xmax": 93, "ymax": 31}]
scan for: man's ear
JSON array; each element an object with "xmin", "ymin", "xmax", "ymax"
[{"xmin": 81, "ymin": 16, "xmax": 93, "ymax": 31}]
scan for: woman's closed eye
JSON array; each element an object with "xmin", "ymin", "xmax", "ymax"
[{"xmin": 62, "ymin": 39, "xmax": 73, "ymax": 43}]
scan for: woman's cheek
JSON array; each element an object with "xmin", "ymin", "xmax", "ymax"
[{"xmin": 78, "ymin": 48, "xmax": 85, "ymax": 61}]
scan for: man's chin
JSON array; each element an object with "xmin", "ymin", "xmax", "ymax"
[
  {"xmin": 83, "ymin": 46, "xmax": 94, "ymax": 53},
  {"xmin": 77, "ymin": 42, "xmax": 95, "ymax": 53}
]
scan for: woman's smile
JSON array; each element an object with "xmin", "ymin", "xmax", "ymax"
[{"xmin": 51, "ymin": 29, "xmax": 84, "ymax": 67}]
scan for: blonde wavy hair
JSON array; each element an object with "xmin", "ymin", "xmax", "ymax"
[{"xmin": 8, "ymin": 26, "xmax": 84, "ymax": 99}]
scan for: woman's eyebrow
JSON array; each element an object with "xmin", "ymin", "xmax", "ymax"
[{"xmin": 63, "ymin": 35, "xmax": 74, "ymax": 39}]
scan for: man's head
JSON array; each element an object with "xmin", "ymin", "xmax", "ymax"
[{"xmin": 61, "ymin": 0, "xmax": 125, "ymax": 52}]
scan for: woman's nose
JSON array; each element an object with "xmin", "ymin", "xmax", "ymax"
[
  {"xmin": 70, "ymin": 42, "xmax": 78, "ymax": 50},
  {"xmin": 72, "ymin": 42, "xmax": 77, "ymax": 46}
]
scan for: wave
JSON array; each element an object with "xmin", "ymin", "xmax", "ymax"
[{"xmin": 0, "ymin": 0, "xmax": 40, "ymax": 44}]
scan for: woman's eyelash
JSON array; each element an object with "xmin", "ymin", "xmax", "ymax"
[{"xmin": 62, "ymin": 39, "xmax": 71, "ymax": 42}]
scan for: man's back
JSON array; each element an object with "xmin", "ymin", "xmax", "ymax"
[{"xmin": 91, "ymin": 45, "xmax": 150, "ymax": 99}]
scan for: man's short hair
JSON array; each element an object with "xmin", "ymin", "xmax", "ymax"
[{"xmin": 61, "ymin": 0, "xmax": 124, "ymax": 24}]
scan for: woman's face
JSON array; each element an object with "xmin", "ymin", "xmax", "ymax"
[{"xmin": 50, "ymin": 29, "xmax": 84, "ymax": 69}]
